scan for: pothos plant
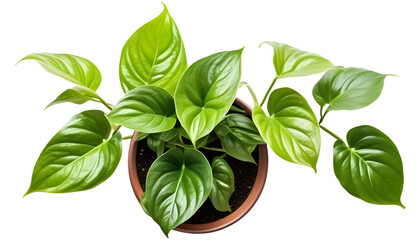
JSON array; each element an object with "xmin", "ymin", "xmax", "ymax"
[{"xmin": 19, "ymin": 3, "xmax": 404, "ymax": 237}]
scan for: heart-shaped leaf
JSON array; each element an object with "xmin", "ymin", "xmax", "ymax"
[
  {"xmin": 221, "ymin": 114, "xmax": 265, "ymax": 145},
  {"xmin": 253, "ymin": 88, "xmax": 320, "ymax": 171},
  {"xmin": 108, "ymin": 86, "xmax": 176, "ymax": 133},
  {"xmin": 209, "ymin": 157, "xmax": 235, "ymax": 212},
  {"xmin": 25, "ymin": 110, "xmax": 122, "ymax": 195},
  {"xmin": 147, "ymin": 134, "xmax": 165, "ymax": 156},
  {"xmin": 174, "ymin": 49, "xmax": 243, "ymax": 146},
  {"xmin": 119, "ymin": 4, "xmax": 187, "ymax": 94},
  {"xmin": 215, "ymin": 128, "xmax": 256, "ymax": 164},
  {"xmin": 45, "ymin": 86, "xmax": 101, "ymax": 109},
  {"xmin": 261, "ymin": 41, "xmax": 333, "ymax": 78},
  {"xmin": 140, "ymin": 148, "xmax": 212, "ymax": 237},
  {"xmin": 19, "ymin": 53, "xmax": 101, "ymax": 90},
  {"xmin": 333, "ymin": 125, "xmax": 404, "ymax": 207},
  {"xmin": 313, "ymin": 67, "xmax": 389, "ymax": 111}
]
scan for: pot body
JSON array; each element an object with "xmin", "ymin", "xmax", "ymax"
[{"xmin": 127, "ymin": 98, "xmax": 269, "ymax": 233}]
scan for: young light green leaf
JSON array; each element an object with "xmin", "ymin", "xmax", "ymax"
[
  {"xmin": 119, "ymin": 4, "xmax": 187, "ymax": 94},
  {"xmin": 253, "ymin": 88, "xmax": 320, "ymax": 171},
  {"xmin": 19, "ymin": 53, "xmax": 101, "ymax": 90},
  {"xmin": 261, "ymin": 41, "xmax": 334, "ymax": 78},
  {"xmin": 108, "ymin": 86, "xmax": 176, "ymax": 133},
  {"xmin": 333, "ymin": 125, "xmax": 404, "ymax": 207},
  {"xmin": 210, "ymin": 157, "xmax": 235, "ymax": 212},
  {"xmin": 147, "ymin": 134, "xmax": 165, "ymax": 156},
  {"xmin": 313, "ymin": 67, "xmax": 389, "ymax": 111},
  {"xmin": 45, "ymin": 86, "xmax": 101, "ymax": 109},
  {"xmin": 174, "ymin": 49, "xmax": 243, "ymax": 146},
  {"xmin": 140, "ymin": 148, "xmax": 212, "ymax": 237},
  {"xmin": 25, "ymin": 110, "xmax": 122, "ymax": 195}
]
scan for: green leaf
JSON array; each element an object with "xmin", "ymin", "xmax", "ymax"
[
  {"xmin": 140, "ymin": 148, "xmax": 212, "ymax": 237},
  {"xmin": 174, "ymin": 49, "xmax": 243, "ymax": 146},
  {"xmin": 147, "ymin": 134, "xmax": 165, "ymax": 156},
  {"xmin": 45, "ymin": 86, "xmax": 101, "ymax": 109},
  {"xmin": 25, "ymin": 110, "xmax": 122, "ymax": 195},
  {"xmin": 253, "ymin": 88, "xmax": 320, "ymax": 171},
  {"xmin": 229, "ymin": 105, "xmax": 247, "ymax": 114},
  {"xmin": 221, "ymin": 114, "xmax": 265, "ymax": 145},
  {"xmin": 19, "ymin": 53, "xmax": 101, "ymax": 90},
  {"xmin": 261, "ymin": 41, "xmax": 333, "ymax": 78},
  {"xmin": 119, "ymin": 4, "xmax": 187, "ymax": 94},
  {"xmin": 136, "ymin": 132, "xmax": 149, "ymax": 141},
  {"xmin": 209, "ymin": 157, "xmax": 235, "ymax": 212},
  {"xmin": 153, "ymin": 128, "xmax": 180, "ymax": 142},
  {"xmin": 313, "ymin": 67, "xmax": 389, "ymax": 111},
  {"xmin": 215, "ymin": 127, "xmax": 256, "ymax": 164},
  {"xmin": 108, "ymin": 86, "xmax": 176, "ymax": 133},
  {"xmin": 333, "ymin": 125, "xmax": 404, "ymax": 207}
]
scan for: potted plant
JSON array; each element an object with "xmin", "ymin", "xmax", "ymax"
[{"xmin": 19, "ymin": 3, "xmax": 405, "ymax": 237}]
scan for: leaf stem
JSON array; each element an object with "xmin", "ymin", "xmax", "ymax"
[
  {"xmin": 320, "ymin": 125, "xmax": 344, "ymax": 142},
  {"xmin": 202, "ymin": 146, "xmax": 226, "ymax": 152},
  {"xmin": 122, "ymin": 135, "xmax": 133, "ymax": 140},
  {"xmin": 241, "ymin": 81, "xmax": 259, "ymax": 106},
  {"xmin": 319, "ymin": 108, "xmax": 329, "ymax": 124},
  {"xmin": 260, "ymin": 76, "xmax": 279, "ymax": 106},
  {"xmin": 97, "ymin": 96, "xmax": 113, "ymax": 111},
  {"xmin": 112, "ymin": 125, "xmax": 122, "ymax": 135}
]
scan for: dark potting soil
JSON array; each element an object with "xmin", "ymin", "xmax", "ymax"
[{"xmin": 135, "ymin": 139, "xmax": 259, "ymax": 224}]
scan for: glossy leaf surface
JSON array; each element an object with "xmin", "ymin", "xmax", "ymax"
[
  {"xmin": 209, "ymin": 157, "xmax": 235, "ymax": 212},
  {"xmin": 140, "ymin": 148, "xmax": 212, "ymax": 236},
  {"xmin": 108, "ymin": 86, "xmax": 176, "ymax": 133},
  {"xmin": 221, "ymin": 114, "xmax": 264, "ymax": 145},
  {"xmin": 20, "ymin": 53, "xmax": 101, "ymax": 90},
  {"xmin": 25, "ymin": 110, "xmax": 122, "ymax": 195},
  {"xmin": 45, "ymin": 86, "xmax": 100, "ymax": 109},
  {"xmin": 261, "ymin": 41, "xmax": 333, "ymax": 78},
  {"xmin": 333, "ymin": 125, "xmax": 404, "ymax": 207},
  {"xmin": 119, "ymin": 4, "xmax": 187, "ymax": 94},
  {"xmin": 313, "ymin": 67, "xmax": 388, "ymax": 111},
  {"xmin": 147, "ymin": 134, "xmax": 165, "ymax": 156},
  {"xmin": 253, "ymin": 88, "xmax": 320, "ymax": 170},
  {"xmin": 174, "ymin": 49, "xmax": 243, "ymax": 146}
]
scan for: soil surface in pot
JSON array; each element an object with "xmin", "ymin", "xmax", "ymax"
[{"xmin": 136, "ymin": 139, "xmax": 259, "ymax": 224}]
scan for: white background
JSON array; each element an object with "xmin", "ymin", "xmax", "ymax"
[{"xmin": 1, "ymin": 0, "xmax": 419, "ymax": 239}]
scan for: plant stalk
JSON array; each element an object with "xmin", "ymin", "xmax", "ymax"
[
  {"xmin": 202, "ymin": 146, "xmax": 225, "ymax": 152},
  {"xmin": 242, "ymin": 82, "xmax": 259, "ymax": 106},
  {"xmin": 97, "ymin": 96, "xmax": 113, "ymax": 111},
  {"xmin": 260, "ymin": 76, "xmax": 279, "ymax": 106},
  {"xmin": 122, "ymin": 135, "xmax": 133, "ymax": 140},
  {"xmin": 320, "ymin": 125, "xmax": 344, "ymax": 142}
]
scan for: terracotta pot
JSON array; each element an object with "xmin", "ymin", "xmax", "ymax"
[{"xmin": 128, "ymin": 98, "xmax": 269, "ymax": 234}]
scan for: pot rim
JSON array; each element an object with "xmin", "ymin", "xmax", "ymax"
[{"xmin": 127, "ymin": 98, "xmax": 269, "ymax": 234}]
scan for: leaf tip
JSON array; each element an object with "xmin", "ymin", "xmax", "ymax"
[{"xmin": 23, "ymin": 190, "xmax": 32, "ymax": 198}]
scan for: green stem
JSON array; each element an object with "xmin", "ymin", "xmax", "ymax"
[
  {"xmin": 260, "ymin": 76, "xmax": 279, "ymax": 106},
  {"xmin": 167, "ymin": 141, "xmax": 194, "ymax": 149},
  {"xmin": 122, "ymin": 135, "xmax": 133, "ymax": 140},
  {"xmin": 242, "ymin": 81, "xmax": 259, "ymax": 106},
  {"xmin": 97, "ymin": 96, "xmax": 113, "ymax": 111},
  {"xmin": 320, "ymin": 125, "xmax": 344, "ymax": 142},
  {"xmin": 319, "ymin": 108, "xmax": 329, "ymax": 124},
  {"xmin": 202, "ymin": 146, "xmax": 225, "ymax": 152},
  {"xmin": 112, "ymin": 125, "xmax": 122, "ymax": 135}
]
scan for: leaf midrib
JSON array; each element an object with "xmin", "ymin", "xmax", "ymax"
[
  {"xmin": 168, "ymin": 163, "xmax": 186, "ymax": 226},
  {"xmin": 29, "ymin": 137, "xmax": 110, "ymax": 192}
]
